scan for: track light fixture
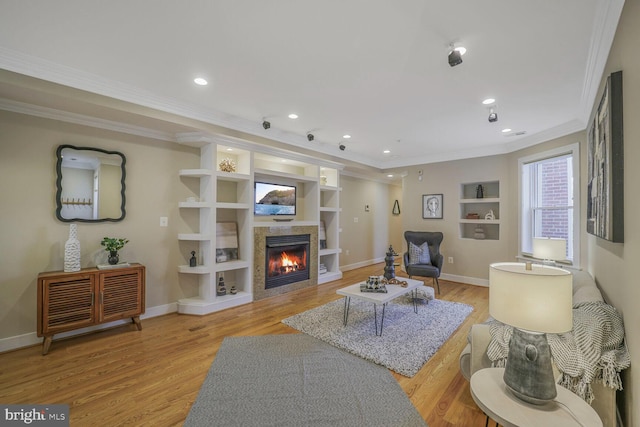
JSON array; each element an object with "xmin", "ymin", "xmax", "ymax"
[
  {"xmin": 307, "ymin": 133, "xmax": 314, "ymax": 142},
  {"xmin": 448, "ymin": 43, "xmax": 463, "ymax": 67},
  {"xmin": 488, "ymin": 107, "xmax": 498, "ymax": 123},
  {"xmin": 448, "ymin": 50, "xmax": 462, "ymax": 67},
  {"xmin": 262, "ymin": 120, "xmax": 271, "ymax": 130}
]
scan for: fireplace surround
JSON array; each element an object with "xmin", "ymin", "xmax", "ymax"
[
  {"xmin": 265, "ymin": 234, "xmax": 310, "ymax": 289},
  {"xmin": 254, "ymin": 225, "xmax": 318, "ymax": 300}
]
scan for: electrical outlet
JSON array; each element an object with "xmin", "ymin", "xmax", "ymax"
[
  {"xmin": 448, "ymin": 256, "xmax": 454, "ymax": 264},
  {"xmin": 160, "ymin": 216, "xmax": 168, "ymax": 227},
  {"xmin": 354, "ymin": 217, "xmax": 358, "ymax": 223},
  {"xmin": 345, "ymin": 249, "xmax": 350, "ymax": 256}
]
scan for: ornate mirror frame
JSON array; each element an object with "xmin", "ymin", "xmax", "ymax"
[{"xmin": 55, "ymin": 144, "xmax": 126, "ymax": 222}]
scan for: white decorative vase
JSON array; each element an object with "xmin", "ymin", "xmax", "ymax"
[{"xmin": 64, "ymin": 224, "xmax": 81, "ymax": 272}]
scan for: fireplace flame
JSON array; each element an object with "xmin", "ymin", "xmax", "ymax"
[
  {"xmin": 280, "ymin": 252, "xmax": 298, "ymax": 271},
  {"xmin": 267, "ymin": 250, "xmax": 307, "ymax": 277}
]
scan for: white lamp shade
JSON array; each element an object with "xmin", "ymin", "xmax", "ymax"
[
  {"xmin": 489, "ymin": 262, "xmax": 573, "ymax": 333},
  {"xmin": 532, "ymin": 237, "xmax": 566, "ymax": 261}
]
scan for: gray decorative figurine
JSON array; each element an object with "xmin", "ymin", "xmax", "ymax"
[
  {"xmin": 189, "ymin": 251, "xmax": 197, "ymax": 267},
  {"xmin": 384, "ymin": 245, "xmax": 397, "ymax": 279},
  {"xmin": 217, "ymin": 276, "xmax": 226, "ymax": 296}
]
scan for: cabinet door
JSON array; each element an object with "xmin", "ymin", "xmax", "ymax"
[
  {"xmin": 98, "ymin": 268, "xmax": 143, "ymax": 323},
  {"xmin": 41, "ymin": 274, "xmax": 96, "ymax": 334}
]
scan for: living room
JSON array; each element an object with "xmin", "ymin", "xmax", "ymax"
[{"xmin": 1, "ymin": 1, "xmax": 639, "ymax": 426}]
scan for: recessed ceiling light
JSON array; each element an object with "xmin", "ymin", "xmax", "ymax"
[
  {"xmin": 383, "ymin": 150, "xmax": 391, "ymax": 154},
  {"xmin": 501, "ymin": 128, "xmax": 512, "ymax": 133},
  {"xmin": 288, "ymin": 113, "xmax": 298, "ymax": 119},
  {"xmin": 387, "ymin": 174, "xmax": 394, "ymax": 178},
  {"xmin": 482, "ymin": 98, "xmax": 495, "ymax": 105},
  {"xmin": 226, "ymin": 148, "xmax": 233, "ymax": 151},
  {"xmin": 343, "ymin": 134, "xmax": 351, "ymax": 139},
  {"xmin": 194, "ymin": 77, "xmax": 208, "ymax": 86}
]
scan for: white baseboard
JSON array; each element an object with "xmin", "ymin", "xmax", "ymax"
[
  {"xmin": 440, "ymin": 273, "xmax": 489, "ymax": 287},
  {"xmin": 0, "ymin": 271, "xmax": 487, "ymax": 354},
  {"xmin": 340, "ymin": 260, "xmax": 488, "ymax": 287},
  {"xmin": 340, "ymin": 259, "xmax": 489, "ymax": 287},
  {"xmin": 0, "ymin": 302, "xmax": 177, "ymax": 354},
  {"xmin": 340, "ymin": 257, "xmax": 385, "ymax": 272}
]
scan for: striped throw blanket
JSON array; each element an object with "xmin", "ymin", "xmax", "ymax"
[{"xmin": 486, "ymin": 301, "xmax": 630, "ymax": 403}]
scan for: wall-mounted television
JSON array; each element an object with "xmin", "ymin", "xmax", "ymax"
[{"xmin": 254, "ymin": 181, "xmax": 296, "ymax": 216}]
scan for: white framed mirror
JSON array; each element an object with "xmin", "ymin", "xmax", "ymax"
[{"xmin": 55, "ymin": 145, "xmax": 126, "ymax": 222}]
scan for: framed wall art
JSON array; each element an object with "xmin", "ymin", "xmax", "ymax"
[
  {"xmin": 216, "ymin": 222, "xmax": 239, "ymax": 262},
  {"xmin": 392, "ymin": 200, "xmax": 400, "ymax": 215},
  {"xmin": 319, "ymin": 220, "xmax": 327, "ymax": 249},
  {"xmin": 586, "ymin": 70, "xmax": 624, "ymax": 242},
  {"xmin": 422, "ymin": 194, "xmax": 443, "ymax": 219}
]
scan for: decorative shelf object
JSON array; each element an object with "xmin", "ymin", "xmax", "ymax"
[{"xmin": 459, "ymin": 181, "xmax": 500, "ymax": 240}]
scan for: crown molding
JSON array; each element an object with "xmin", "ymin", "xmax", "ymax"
[
  {"xmin": 0, "ymin": 98, "xmax": 175, "ymax": 142},
  {"xmin": 380, "ymin": 118, "xmax": 586, "ymax": 169},
  {"xmin": 578, "ymin": 0, "xmax": 625, "ymax": 123},
  {"xmin": 1, "ymin": 6, "xmax": 621, "ymax": 171},
  {"xmin": 0, "ymin": 47, "xmax": 379, "ymax": 168},
  {"xmin": 176, "ymin": 132, "xmax": 345, "ymax": 170}
]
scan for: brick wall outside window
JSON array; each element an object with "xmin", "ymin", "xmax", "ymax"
[{"xmin": 539, "ymin": 158, "xmax": 569, "ymax": 242}]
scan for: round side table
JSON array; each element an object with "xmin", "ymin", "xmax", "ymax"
[{"xmin": 470, "ymin": 368, "xmax": 602, "ymax": 427}]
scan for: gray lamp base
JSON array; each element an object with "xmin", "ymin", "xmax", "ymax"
[{"xmin": 503, "ymin": 328, "xmax": 557, "ymax": 405}]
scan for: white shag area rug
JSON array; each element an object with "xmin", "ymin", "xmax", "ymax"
[{"xmin": 282, "ymin": 295, "xmax": 473, "ymax": 377}]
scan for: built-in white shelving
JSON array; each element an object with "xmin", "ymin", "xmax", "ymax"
[{"xmin": 176, "ymin": 136, "xmax": 342, "ymax": 315}]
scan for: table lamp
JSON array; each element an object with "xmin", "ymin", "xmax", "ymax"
[
  {"xmin": 489, "ymin": 262, "xmax": 572, "ymax": 404},
  {"xmin": 532, "ymin": 237, "xmax": 566, "ymax": 265}
]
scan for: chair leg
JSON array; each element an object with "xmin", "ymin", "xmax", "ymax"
[{"xmin": 433, "ymin": 277, "xmax": 440, "ymax": 294}]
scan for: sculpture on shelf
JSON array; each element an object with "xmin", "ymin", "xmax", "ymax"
[
  {"xmin": 218, "ymin": 158, "xmax": 236, "ymax": 173},
  {"xmin": 384, "ymin": 245, "xmax": 398, "ymax": 279},
  {"xmin": 476, "ymin": 185, "xmax": 484, "ymax": 198},
  {"xmin": 189, "ymin": 251, "xmax": 197, "ymax": 267},
  {"xmin": 217, "ymin": 276, "xmax": 227, "ymax": 296},
  {"xmin": 485, "ymin": 209, "xmax": 495, "ymax": 220},
  {"xmin": 230, "ymin": 284, "xmax": 237, "ymax": 295}
]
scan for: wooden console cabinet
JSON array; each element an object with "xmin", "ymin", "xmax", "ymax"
[{"xmin": 37, "ymin": 263, "xmax": 145, "ymax": 354}]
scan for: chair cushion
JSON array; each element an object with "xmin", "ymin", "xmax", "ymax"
[
  {"xmin": 406, "ymin": 263, "xmax": 439, "ymax": 278},
  {"xmin": 409, "ymin": 242, "xmax": 431, "ymax": 265}
]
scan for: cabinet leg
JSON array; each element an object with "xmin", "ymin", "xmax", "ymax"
[
  {"xmin": 132, "ymin": 316, "xmax": 142, "ymax": 331},
  {"xmin": 42, "ymin": 336, "xmax": 53, "ymax": 355}
]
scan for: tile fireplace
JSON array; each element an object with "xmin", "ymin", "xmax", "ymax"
[
  {"xmin": 253, "ymin": 225, "xmax": 318, "ymax": 300},
  {"xmin": 265, "ymin": 234, "xmax": 310, "ymax": 289}
]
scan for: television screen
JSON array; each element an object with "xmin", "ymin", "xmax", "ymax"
[{"xmin": 254, "ymin": 181, "xmax": 296, "ymax": 216}]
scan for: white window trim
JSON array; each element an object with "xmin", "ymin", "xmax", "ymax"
[{"xmin": 517, "ymin": 143, "xmax": 580, "ymax": 268}]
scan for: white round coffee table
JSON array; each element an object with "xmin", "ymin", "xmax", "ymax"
[{"xmin": 470, "ymin": 368, "xmax": 602, "ymax": 427}]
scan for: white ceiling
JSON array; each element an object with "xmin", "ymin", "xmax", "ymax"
[{"xmin": 0, "ymin": 0, "xmax": 625, "ymax": 172}]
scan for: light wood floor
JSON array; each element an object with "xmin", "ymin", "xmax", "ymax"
[{"xmin": 0, "ymin": 263, "xmax": 490, "ymax": 426}]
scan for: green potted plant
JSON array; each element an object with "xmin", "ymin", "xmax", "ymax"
[{"xmin": 101, "ymin": 237, "xmax": 129, "ymax": 265}]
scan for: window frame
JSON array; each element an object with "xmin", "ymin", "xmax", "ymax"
[{"xmin": 518, "ymin": 143, "xmax": 580, "ymax": 267}]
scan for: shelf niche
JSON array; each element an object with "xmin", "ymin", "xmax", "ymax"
[{"xmin": 459, "ymin": 181, "xmax": 500, "ymax": 241}]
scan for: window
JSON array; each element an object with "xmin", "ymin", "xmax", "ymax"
[{"xmin": 519, "ymin": 144, "xmax": 580, "ymax": 264}]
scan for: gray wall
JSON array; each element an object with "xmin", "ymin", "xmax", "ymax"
[
  {"xmin": 339, "ymin": 175, "xmax": 397, "ymax": 271},
  {"xmin": 584, "ymin": 1, "xmax": 640, "ymax": 424},
  {"xmin": 0, "ymin": 111, "xmax": 200, "ymax": 340},
  {"xmin": 400, "ymin": 155, "xmax": 511, "ymax": 282}
]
